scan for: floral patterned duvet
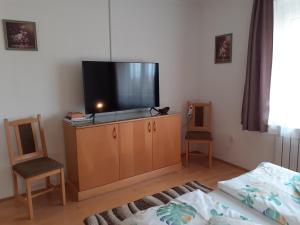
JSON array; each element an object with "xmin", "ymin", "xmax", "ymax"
[
  {"xmin": 120, "ymin": 190, "xmax": 260, "ymax": 225},
  {"xmin": 218, "ymin": 162, "xmax": 300, "ymax": 225}
]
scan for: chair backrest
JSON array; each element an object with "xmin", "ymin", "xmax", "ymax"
[
  {"xmin": 4, "ymin": 114, "xmax": 48, "ymax": 166},
  {"xmin": 187, "ymin": 101, "xmax": 212, "ymax": 132}
]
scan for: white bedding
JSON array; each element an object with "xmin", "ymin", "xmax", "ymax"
[
  {"xmin": 208, "ymin": 216, "xmax": 262, "ymax": 225},
  {"xmin": 121, "ymin": 190, "xmax": 261, "ymax": 225},
  {"xmin": 218, "ymin": 162, "xmax": 300, "ymax": 225},
  {"xmin": 119, "ymin": 162, "xmax": 300, "ymax": 225},
  {"xmin": 209, "ymin": 190, "xmax": 277, "ymax": 225}
]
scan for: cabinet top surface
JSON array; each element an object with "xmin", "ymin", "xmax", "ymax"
[{"xmin": 64, "ymin": 111, "xmax": 181, "ymax": 128}]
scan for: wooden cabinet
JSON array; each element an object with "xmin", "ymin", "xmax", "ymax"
[
  {"xmin": 76, "ymin": 124, "xmax": 119, "ymax": 190},
  {"xmin": 152, "ymin": 116, "xmax": 181, "ymax": 169},
  {"xmin": 63, "ymin": 114, "xmax": 181, "ymax": 201},
  {"xmin": 119, "ymin": 119, "xmax": 153, "ymax": 179}
]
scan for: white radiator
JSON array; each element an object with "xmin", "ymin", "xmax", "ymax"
[{"xmin": 274, "ymin": 137, "xmax": 300, "ymax": 172}]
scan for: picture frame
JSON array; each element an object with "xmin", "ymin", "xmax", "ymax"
[
  {"xmin": 215, "ymin": 33, "xmax": 232, "ymax": 64},
  {"xmin": 2, "ymin": 19, "xmax": 38, "ymax": 51}
]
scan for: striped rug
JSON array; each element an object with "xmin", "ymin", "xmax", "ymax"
[{"xmin": 84, "ymin": 181, "xmax": 212, "ymax": 225}]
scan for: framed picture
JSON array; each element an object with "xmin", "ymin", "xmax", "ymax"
[
  {"xmin": 2, "ymin": 19, "xmax": 38, "ymax": 51},
  {"xmin": 215, "ymin": 33, "xmax": 232, "ymax": 64}
]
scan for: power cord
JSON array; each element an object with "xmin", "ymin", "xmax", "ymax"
[{"xmin": 149, "ymin": 107, "xmax": 160, "ymax": 116}]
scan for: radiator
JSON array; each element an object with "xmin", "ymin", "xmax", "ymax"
[{"xmin": 274, "ymin": 137, "xmax": 300, "ymax": 172}]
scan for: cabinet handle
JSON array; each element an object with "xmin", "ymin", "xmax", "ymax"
[
  {"xmin": 113, "ymin": 127, "xmax": 117, "ymax": 139},
  {"xmin": 148, "ymin": 122, "xmax": 151, "ymax": 133},
  {"xmin": 153, "ymin": 121, "xmax": 156, "ymax": 132}
]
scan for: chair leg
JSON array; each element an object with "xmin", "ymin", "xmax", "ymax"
[
  {"xmin": 60, "ymin": 169, "xmax": 66, "ymax": 206},
  {"xmin": 12, "ymin": 172, "xmax": 18, "ymax": 198},
  {"xmin": 25, "ymin": 179, "xmax": 34, "ymax": 220},
  {"xmin": 185, "ymin": 140, "xmax": 189, "ymax": 167},
  {"xmin": 208, "ymin": 142, "xmax": 213, "ymax": 168}
]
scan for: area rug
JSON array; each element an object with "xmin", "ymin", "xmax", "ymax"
[{"xmin": 84, "ymin": 180, "xmax": 212, "ymax": 225}]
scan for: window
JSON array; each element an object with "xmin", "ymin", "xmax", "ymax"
[{"xmin": 268, "ymin": 0, "xmax": 300, "ymax": 132}]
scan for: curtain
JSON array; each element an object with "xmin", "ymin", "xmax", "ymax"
[
  {"xmin": 241, "ymin": 0, "xmax": 274, "ymax": 132},
  {"xmin": 268, "ymin": 0, "xmax": 300, "ymax": 136}
]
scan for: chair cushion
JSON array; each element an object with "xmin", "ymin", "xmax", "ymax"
[
  {"xmin": 185, "ymin": 131, "xmax": 212, "ymax": 141},
  {"xmin": 13, "ymin": 157, "xmax": 63, "ymax": 178}
]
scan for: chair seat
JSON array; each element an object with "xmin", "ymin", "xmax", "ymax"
[
  {"xmin": 185, "ymin": 131, "xmax": 212, "ymax": 141},
  {"xmin": 13, "ymin": 157, "xmax": 63, "ymax": 178}
]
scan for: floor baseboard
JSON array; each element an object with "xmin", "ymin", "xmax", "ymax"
[{"xmin": 181, "ymin": 152, "xmax": 248, "ymax": 171}]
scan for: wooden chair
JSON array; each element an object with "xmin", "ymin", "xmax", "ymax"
[
  {"xmin": 185, "ymin": 102, "xmax": 213, "ymax": 168},
  {"xmin": 4, "ymin": 114, "xmax": 66, "ymax": 219}
]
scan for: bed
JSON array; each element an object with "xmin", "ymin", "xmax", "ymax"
[{"xmin": 117, "ymin": 163, "xmax": 299, "ymax": 225}]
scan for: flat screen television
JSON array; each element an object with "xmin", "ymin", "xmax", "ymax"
[{"xmin": 82, "ymin": 61, "xmax": 160, "ymax": 114}]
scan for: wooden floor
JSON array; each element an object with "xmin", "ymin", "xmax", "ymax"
[{"xmin": 0, "ymin": 157, "xmax": 246, "ymax": 225}]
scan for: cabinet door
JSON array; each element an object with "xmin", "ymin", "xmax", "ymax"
[
  {"xmin": 119, "ymin": 119, "xmax": 153, "ymax": 179},
  {"xmin": 153, "ymin": 115, "xmax": 181, "ymax": 169},
  {"xmin": 76, "ymin": 124, "xmax": 119, "ymax": 191}
]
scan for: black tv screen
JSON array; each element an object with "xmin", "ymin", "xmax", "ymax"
[{"xmin": 82, "ymin": 61, "xmax": 160, "ymax": 114}]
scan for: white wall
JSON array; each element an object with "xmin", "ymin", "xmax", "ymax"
[
  {"xmin": 0, "ymin": 0, "xmax": 192, "ymax": 199},
  {"xmin": 110, "ymin": 0, "xmax": 191, "ymax": 112},
  {"xmin": 110, "ymin": 1, "xmax": 194, "ymax": 159},
  {"xmin": 0, "ymin": 0, "xmax": 276, "ymax": 199},
  {"xmin": 0, "ymin": 0, "xmax": 111, "ymax": 199},
  {"xmin": 184, "ymin": 0, "xmax": 276, "ymax": 170}
]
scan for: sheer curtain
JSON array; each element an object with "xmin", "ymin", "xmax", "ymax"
[{"xmin": 268, "ymin": 0, "xmax": 300, "ymax": 135}]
